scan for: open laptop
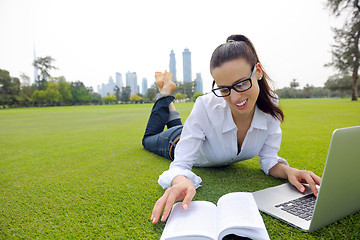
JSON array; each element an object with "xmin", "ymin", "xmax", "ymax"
[{"xmin": 252, "ymin": 126, "xmax": 360, "ymax": 232}]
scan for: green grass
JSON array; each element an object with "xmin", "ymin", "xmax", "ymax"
[{"xmin": 0, "ymin": 98, "xmax": 359, "ymax": 239}]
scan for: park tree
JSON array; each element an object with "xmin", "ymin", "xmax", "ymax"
[
  {"xmin": 145, "ymin": 87, "xmax": 158, "ymax": 102},
  {"xmin": 193, "ymin": 91, "xmax": 203, "ymax": 101},
  {"xmin": 326, "ymin": 0, "xmax": 360, "ymax": 100},
  {"xmin": 179, "ymin": 81, "xmax": 196, "ymax": 98},
  {"xmin": 173, "ymin": 81, "xmax": 196, "ymax": 98},
  {"xmin": 0, "ymin": 69, "xmax": 20, "ymax": 105},
  {"xmin": 120, "ymin": 86, "xmax": 131, "ymax": 102},
  {"xmin": 17, "ymin": 85, "xmax": 36, "ymax": 106},
  {"xmin": 129, "ymin": 94, "xmax": 142, "ymax": 102},
  {"xmin": 174, "ymin": 92, "xmax": 187, "ymax": 100},
  {"xmin": 114, "ymin": 85, "xmax": 121, "ymax": 101},
  {"xmin": 104, "ymin": 94, "xmax": 116, "ymax": 104},
  {"xmin": 183, "ymin": 81, "xmax": 195, "ymax": 98},
  {"xmin": 290, "ymin": 79, "xmax": 299, "ymax": 89},
  {"xmin": 303, "ymin": 84, "xmax": 315, "ymax": 98},
  {"xmin": 53, "ymin": 76, "xmax": 72, "ymax": 104},
  {"xmin": 19, "ymin": 73, "xmax": 30, "ymax": 87},
  {"xmin": 31, "ymin": 90, "xmax": 47, "ymax": 106},
  {"xmin": 90, "ymin": 92, "xmax": 102, "ymax": 104},
  {"xmin": 325, "ymin": 74, "xmax": 355, "ymax": 97},
  {"xmin": 276, "ymin": 87, "xmax": 299, "ymax": 98},
  {"xmin": 70, "ymin": 81, "xmax": 92, "ymax": 104},
  {"xmin": 45, "ymin": 81, "xmax": 62, "ymax": 105},
  {"xmin": 33, "ymin": 56, "xmax": 57, "ymax": 90}
]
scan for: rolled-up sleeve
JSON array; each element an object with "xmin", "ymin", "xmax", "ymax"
[
  {"xmin": 158, "ymin": 167, "xmax": 203, "ymax": 189},
  {"xmin": 258, "ymin": 118, "xmax": 288, "ymax": 175},
  {"xmin": 158, "ymin": 97, "xmax": 207, "ymax": 189}
]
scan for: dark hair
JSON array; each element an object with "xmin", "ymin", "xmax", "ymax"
[{"xmin": 210, "ymin": 34, "xmax": 284, "ymax": 122}]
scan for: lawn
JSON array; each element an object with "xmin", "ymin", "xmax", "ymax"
[{"xmin": 0, "ymin": 98, "xmax": 359, "ymax": 239}]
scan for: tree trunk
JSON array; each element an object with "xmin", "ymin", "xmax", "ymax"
[
  {"xmin": 352, "ymin": 71, "xmax": 359, "ymax": 100},
  {"xmin": 352, "ymin": 28, "xmax": 359, "ymax": 101}
]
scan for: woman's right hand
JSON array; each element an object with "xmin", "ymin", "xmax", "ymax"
[{"xmin": 151, "ymin": 175, "xmax": 196, "ymax": 224}]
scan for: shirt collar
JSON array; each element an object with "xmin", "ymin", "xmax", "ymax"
[
  {"xmin": 250, "ymin": 105, "xmax": 268, "ymax": 130},
  {"xmin": 222, "ymin": 104, "xmax": 268, "ymax": 133},
  {"xmin": 223, "ymin": 104, "xmax": 236, "ymax": 133}
]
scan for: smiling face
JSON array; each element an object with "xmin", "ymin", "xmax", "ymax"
[{"xmin": 211, "ymin": 58, "xmax": 261, "ymax": 119}]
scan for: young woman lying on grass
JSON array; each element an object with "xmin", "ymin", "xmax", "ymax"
[{"xmin": 142, "ymin": 34, "xmax": 322, "ymax": 224}]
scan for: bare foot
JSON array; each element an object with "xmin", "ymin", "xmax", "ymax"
[
  {"xmin": 155, "ymin": 72, "xmax": 164, "ymax": 90},
  {"xmin": 162, "ymin": 70, "xmax": 176, "ymax": 94}
]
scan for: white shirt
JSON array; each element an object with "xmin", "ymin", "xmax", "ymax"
[{"xmin": 158, "ymin": 93, "xmax": 288, "ymax": 189}]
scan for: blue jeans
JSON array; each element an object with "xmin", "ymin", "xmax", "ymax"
[{"xmin": 142, "ymin": 96, "xmax": 183, "ymax": 160}]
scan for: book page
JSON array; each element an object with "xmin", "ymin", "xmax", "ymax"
[
  {"xmin": 160, "ymin": 201, "xmax": 218, "ymax": 240},
  {"xmin": 216, "ymin": 192, "xmax": 270, "ymax": 240}
]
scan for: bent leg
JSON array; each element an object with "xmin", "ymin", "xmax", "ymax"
[
  {"xmin": 143, "ymin": 125, "xmax": 183, "ymax": 160},
  {"xmin": 167, "ymin": 110, "xmax": 182, "ymax": 129},
  {"xmin": 143, "ymin": 95, "xmax": 175, "ymax": 139},
  {"xmin": 142, "ymin": 71, "xmax": 182, "ymax": 159}
]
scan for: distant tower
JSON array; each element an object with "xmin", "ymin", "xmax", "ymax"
[
  {"xmin": 126, "ymin": 71, "xmax": 138, "ymax": 95},
  {"xmin": 108, "ymin": 76, "xmax": 115, "ymax": 94},
  {"xmin": 115, "ymin": 72, "xmax": 123, "ymax": 89},
  {"xmin": 33, "ymin": 45, "xmax": 38, "ymax": 83},
  {"xmin": 183, "ymin": 48, "xmax": 192, "ymax": 83},
  {"xmin": 142, "ymin": 77, "xmax": 148, "ymax": 95},
  {"xmin": 195, "ymin": 73, "xmax": 203, "ymax": 93},
  {"xmin": 169, "ymin": 50, "xmax": 177, "ymax": 82},
  {"xmin": 101, "ymin": 83, "xmax": 106, "ymax": 97}
]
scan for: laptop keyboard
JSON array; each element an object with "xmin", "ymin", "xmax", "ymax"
[{"xmin": 275, "ymin": 194, "xmax": 316, "ymax": 221}]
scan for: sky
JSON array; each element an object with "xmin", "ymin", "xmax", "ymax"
[{"xmin": 0, "ymin": 0, "xmax": 344, "ymax": 94}]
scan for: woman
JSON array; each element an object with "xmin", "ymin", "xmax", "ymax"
[{"xmin": 142, "ymin": 34, "xmax": 322, "ymax": 224}]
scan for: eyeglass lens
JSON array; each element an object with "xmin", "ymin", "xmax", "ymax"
[{"xmin": 213, "ymin": 79, "xmax": 251, "ymax": 96}]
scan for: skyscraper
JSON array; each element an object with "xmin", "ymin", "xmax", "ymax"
[
  {"xmin": 126, "ymin": 71, "xmax": 138, "ymax": 95},
  {"xmin": 195, "ymin": 73, "xmax": 203, "ymax": 93},
  {"xmin": 115, "ymin": 72, "xmax": 123, "ymax": 89},
  {"xmin": 101, "ymin": 83, "xmax": 106, "ymax": 97},
  {"xmin": 108, "ymin": 76, "xmax": 115, "ymax": 94},
  {"xmin": 169, "ymin": 50, "xmax": 177, "ymax": 82},
  {"xmin": 142, "ymin": 77, "xmax": 148, "ymax": 95},
  {"xmin": 182, "ymin": 48, "xmax": 192, "ymax": 83}
]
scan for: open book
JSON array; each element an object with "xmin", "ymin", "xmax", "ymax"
[{"xmin": 160, "ymin": 192, "xmax": 269, "ymax": 240}]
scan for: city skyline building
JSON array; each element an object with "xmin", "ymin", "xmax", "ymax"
[
  {"xmin": 115, "ymin": 72, "xmax": 123, "ymax": 90},
  {"xmin": 182, "ymin": 48, "xmax": 192, "ymax": 83},
  {"xmin": 96, "ymin": 48, "xmax": 195, "ymax": 98},
  {"xmin": 194, "ymin": 73, "xmax": 203, "ymax": 93},
  {"xmin": 142, "ymin": 77, "xmax": 148, "ymax": 95},
  {"xmin": 97, "ymin": 73, "xmax": 123, "ymax": 97},
  {"xmin": 126, "ymin": 71, "xmax": 138, "ymax": 95},
  {"xmin": 108, "ymin": 76, "xmax": 115, "ymax": 95},
  {"xmin": 100, "ymin": 83, "xmax": 106, "ymax": 97},
  {"xmin": 169, "ymin": 50, "xmax": 177, "ymax": 82}
]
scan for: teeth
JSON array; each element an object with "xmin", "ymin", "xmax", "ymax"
[{"xmin": 236, "ymin": 99, "xmax": 247, "ymax": 106}]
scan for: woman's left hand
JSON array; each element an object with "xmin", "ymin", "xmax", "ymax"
[{"xmin": 269, "ymin": 163, "xmax": 322, "ymax": 197}]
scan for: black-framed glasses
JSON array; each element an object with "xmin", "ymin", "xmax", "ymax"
[{"xmin": 211, "ymin": 65, "xmax": 257, "ymax": 97}]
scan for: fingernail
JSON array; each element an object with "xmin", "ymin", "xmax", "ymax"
[
  {"xmin": 151, "ymin": 215, "xmax": 153, "ymax": 221},
  {"xmin": 183, "ymin": 204, "xmax": 188, "ymax": 210},
  {"xmin": 300, "ymin": 187, "xmax": 304, "ymax": 192},
  {"xmin": 161, "ymin": 215, "xmax": 165, "ymax": 222}
]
